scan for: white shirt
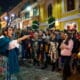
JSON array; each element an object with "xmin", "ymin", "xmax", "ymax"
[
  {"xmin": 8, "ymin": 40, "xmax": 19, "ymax": 50},
  {"xmin": 0, "ymin": 35, "xmax": 5, "ymax": 38}
]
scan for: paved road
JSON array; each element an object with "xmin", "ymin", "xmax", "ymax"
[
  {"xmin": 20, "ymin": 65, "xmax": 62, "ymax": 80},
  {"xmin": 18, "ymin": 62, "xmax": 80, "ymax": 80},
  {"xmin": 0, "ymin": 62, "xmax": 80, "ymax": 80},
  {"xmin": 0, "ymin": 63, "xmax": 62, "ymax": 80}
]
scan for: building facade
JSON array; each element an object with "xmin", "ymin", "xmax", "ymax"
[
  {"xmin": 0, "ymin": 2, "xmax": 25, "ymax": 28},
  {"xmin": 20, "ymin": 0, "xmax": 80, "ymax": 31},
  {"xmin": 20, "ymin": 0, "xmax": 40, "ymax": 28},
  {"xmin": 38, "ymin": 0, "xmax": 80, "ymax": 31},
  {"xmin": 2, "ymin": 0, "xmax": 78, "ymax": 31}
]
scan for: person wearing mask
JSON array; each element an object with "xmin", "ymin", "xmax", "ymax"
[{"xmin": 60, "ymin": 33, "xmax": 74, "ymax": 80}]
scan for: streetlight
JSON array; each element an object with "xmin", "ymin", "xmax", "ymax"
[
  {"xmin": 11, "ymin": 13, "xmax": 15, "ymax": 17},
  {"xmin": 4, "ymin": 16, "xmax": 8, "ymax": 21},
  {"xmin": 26, "ymin": 6, "xmax": 32, "ymax": 11}
]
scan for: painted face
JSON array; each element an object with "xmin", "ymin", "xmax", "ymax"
[{"xmin": 7, "ymin": 27, "xmax": 13, "ymax": 38}]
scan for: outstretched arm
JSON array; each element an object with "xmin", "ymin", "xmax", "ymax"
[{"xmin": 17, "ymin": 35, "xmax": 30, "ymax": 43}]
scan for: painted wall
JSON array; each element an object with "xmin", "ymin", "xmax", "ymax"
[{"xmin": 39, "ymin": 0, "xmax": 80, "ymax": 31}]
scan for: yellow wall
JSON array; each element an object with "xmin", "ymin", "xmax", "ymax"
[
  {"xmin": 39, "ymin": 0, "xmax": 80, "ymax": 31},
  {"xmin": 58, "ymin": 19, "xmax": 80, "ymax": 31},
  {"xmin": 39, "ymin": 4, "xmax": 46, "ymax": 22},
  {"xmin": 39, "ymin": 2, "xmax": 48, "ymax": 30},
  {"xmin": 53, "ymin": 0, "xmax": 62, "ymax": 19},
  {"xmin": 62, "ymin": 0, "xmax": 79, "ymax": 18},
  {"xmin": 52, "ymin": 0, "xmax": 80, "ymax": 31}
]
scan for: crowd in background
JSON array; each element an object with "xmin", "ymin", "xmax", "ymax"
[
  {"xmin": 0, "ymin": 26, "xmax": 80, "ymax": 80},
  {"xmin": 18, "ymin": 28, "xmax": 80, "ymax": 80}
]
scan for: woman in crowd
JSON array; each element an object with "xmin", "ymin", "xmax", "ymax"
[
  {"xmin": 49, "ymin": 32, "xmax": 58, "ymax": 71},
  {"xmin": 0, "ymin": 27, "xmax": 30, "ymax": 80},
  {"xmin": 60, "ymin": 33, "xmax": 74, "ymax": 80}
]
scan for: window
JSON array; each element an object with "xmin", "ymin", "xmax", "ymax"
[
  {"xmin": 25, "ymin": 12, "xmax": 30, "ymax": 18},
  {"xmin": 33, "ymin": 7, "xmax": 39, "ymax": 16},
  {"xmin": 67, "ymin": 0, "xmax": 75, "ymax": 11},
  {"xmin": 33, "ymin": 0, "xmax": 37, "ymax": 3},
  {"xmin": 79, "ymin": 0, "xmax": 80, "ymax": 8},
  {"xmin": 48, "ymin": 4, "xmax": 52, "ymax": 17},
  {"xmin": 23, "ymin": 0, "xmax": 30, "ymax": 10}
]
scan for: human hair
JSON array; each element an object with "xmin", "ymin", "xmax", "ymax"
[
  {"xmin": 0, "ymin": 30, "xmax": 2, "ymax": 36},
  {"xmin": 64, "ymin": 33, "xmax": 72, "ymax": 45},
  {"xmin": 1, "ymin": 26, "xmax": 13, "ymax": 36},
  {"xmin": 2, "ymin": 27, "xmax": 7, "ymax": 36}
]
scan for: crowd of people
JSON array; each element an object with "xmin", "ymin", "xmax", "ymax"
[
  {"xmin": 0, "ymin": 26, "xmax": 80, "ymax": 80},
  {"xmin": 15, "ymin": 27, "xmax": 80, "ymax": 80}
]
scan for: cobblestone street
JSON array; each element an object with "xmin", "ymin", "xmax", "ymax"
[
  {"xmin": 0, "ymin": 61, "xmax": 80, "ymax": 80},
  {"xmin": 20, "ymin": 66, "xmax": 61, "ymax": 80}
]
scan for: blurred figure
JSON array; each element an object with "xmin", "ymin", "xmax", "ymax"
[
  {"xmin": 38, "ymin": 31, "xmax": 44, "ymax": 65},
  {"xmin": 49, "ymin": 32, "xmax": 58, "ymax": 71},
  {"xmin": 20, "ymin": 28, "xmax": 28, "ymax": 60},
  {"xmin": 60, "ymin": 33, "xmax": 74, "ymax": 80},
  {"xmin": 32, "ymin": 32, "xmax": 39, "ymax": 66}
]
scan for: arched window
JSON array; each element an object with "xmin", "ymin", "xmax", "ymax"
[{"xmin": 48, "ymin": 4, "xmax": 52, "ymax": 17}]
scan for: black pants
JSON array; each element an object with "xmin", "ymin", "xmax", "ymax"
[
  {"xmin": 41, "ymin": 53, "xmax": 50, "ymax": 69},
  {"xmin": 62, "ymin": 56, "xmax": 71, "ymax": 80}
]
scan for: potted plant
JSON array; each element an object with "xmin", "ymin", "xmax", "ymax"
[
  {"xmin": 32, "ymin": 20, "xmax": 39, "ymax": 30},
  {"xmin": 48, "ymin": 16, "xmax": 55, "ymax": 29}
]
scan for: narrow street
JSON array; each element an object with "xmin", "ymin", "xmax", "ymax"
[
  {"xmin": 0, "ymin": 0, "xmax": 80, "ymax": 80},
  {"xmin": 14, "ymin": 63, "xmax": 80, "ymax": 80},
  {"xmin": 20, "ymin": 66, "xmax": 61, "ymax": 80},
  {"xmin": 19, "ymin": 61, "xmax": 62, "ymax": 80},
  {"xmin": 0, "ymin": 61, "xmax": 80, "ymax": 80},
  {"xmin": 18, "ymin": 63, "xmax": 80, "ymax": 80}
]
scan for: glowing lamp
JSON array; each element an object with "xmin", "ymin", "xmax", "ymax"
[
  {"xmin": 77, "ymin": 52, "xmax": 80, "ymax": 58},
  {"xmin": 4, "ymin": 16, "xmax": 8, "ymax": 21},
  {"xmin": 55, "ymin": 20, "xmax": 59, "ymax": 26},
  {"xmin": 26, "ymin": 6, "xmax": 32, "ymax": 11}
]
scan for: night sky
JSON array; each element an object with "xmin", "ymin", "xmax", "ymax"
[{"xmin": 0, "ymin": 0, "xmax": 22, "ymax": 14}]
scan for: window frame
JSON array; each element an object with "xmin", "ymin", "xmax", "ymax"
[
  {"xmin": 66, "ymin": 0, "xmax": 75, "ymax": 11},
  {"xmin": 47, "ymin": 4, "xmax": 52, "ymax": 17},
  {"xmin": 33, "ymin": 7, "xmax": 39, "ymax": 16},
  {"xmin": 62, "ymin": 0, "xmax": 79, "ymax": 14},
  {"xmin": 25, "ymin": 12, "xmax": 30, "ymax": 18}
]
